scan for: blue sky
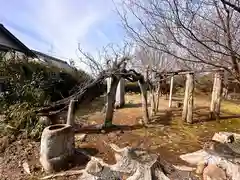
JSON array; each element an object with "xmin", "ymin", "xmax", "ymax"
[{"xmin": 0, "ymin": 0, "xmax": 126, "ymax": 64}]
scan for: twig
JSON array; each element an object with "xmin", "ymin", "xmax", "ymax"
[{"xmin": 40, "ymin": 170, "xmax": 85, "ymax": 179}]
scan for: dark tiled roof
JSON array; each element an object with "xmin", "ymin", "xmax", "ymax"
[
  {"xmin": 31, "ymin": 50, "xmax": 69, "ymax": 65},
  {"xmin": 0, "ymin": 24, "xmax": 36, "ymax": 57}
]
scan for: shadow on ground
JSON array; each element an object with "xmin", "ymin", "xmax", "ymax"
[
  {"xmin": 150, "ymin": 105, "xmax": 240, "ymax": 125},
  {"xmin": 124, "ymin": 103, "xmax": 143, "ymax": 108},
  {"xmin": 75, "ymin": 124, "xmax": 145, "ymax": 134},
  {"xmin": 151, "ymin": 110, "xmax": 173, "ymax": 126},
  {"xmin": 75, "ymin": 96, "xmax": 105, "ymax": 117}
]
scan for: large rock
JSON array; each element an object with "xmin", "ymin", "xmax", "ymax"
[
  {"xmin": 40, "ymin": 124, "xmax": 75, "ymax": 173},
  {"xmin": 203, "ymin": 164, "xmax": 227, "ymax": 180},
  {"xmin": 180, "ymin": 132, "xmax": 240, "ymax": 180}
]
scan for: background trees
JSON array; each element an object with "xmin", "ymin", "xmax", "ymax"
[{"xmin": 117, "ymin": 0, "xmax": 240, "ymax": 82}]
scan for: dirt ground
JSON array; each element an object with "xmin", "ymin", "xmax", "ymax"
[{"xmin": 1, "ymin": 93, "xmax": 240, "ymax": 180}]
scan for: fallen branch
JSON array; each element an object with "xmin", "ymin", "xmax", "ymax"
[{"xmin": 40, "ymin": 170, "xmax": 85, "ymax": 179}]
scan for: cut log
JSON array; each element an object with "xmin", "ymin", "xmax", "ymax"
[
  {"xmin": 212, "ymin": 132, "xmax": 236, "ymax": 143},
  {"xmin": 212, "ymin": 132, "xmax": 240, "ymax": 154}
]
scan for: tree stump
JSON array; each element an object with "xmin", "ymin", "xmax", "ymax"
[
  {"xmin": 40, "ymin": 124, "xmax": 75, "ymax": 173},
  {"xmin": 79, "ymin": 143, "xmax": 198, "ymax": 180}
]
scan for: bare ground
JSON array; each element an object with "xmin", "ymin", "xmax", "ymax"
[{"xmin": 1, "ymin": 93, "xmax": 240, "ymax": 179}]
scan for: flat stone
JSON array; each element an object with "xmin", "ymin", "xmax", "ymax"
[
  {"xmin": 85, "ymin": 159, "xmax": 103, "ymax": 174},
  {"xmin": 39, "ymin": 116, "xmax": 51, "ymax": 126},
  {"xmin": 75, "ymin": 134, "xmax": 87, "ymax": 142},
  {"xmin": 0, "ymin": 136, "xmax": 9, "ymax": 153}
]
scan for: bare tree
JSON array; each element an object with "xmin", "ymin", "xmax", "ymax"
[
  {"xmin": 78, "ymin": 43, "xmax": 151, "ymax": 127},
  {"xmin": 220, "ymin": 0, "xmax": 240, "ymax": 13},
  {"xmin": 116, "ymin": 0, "xmax": 240, "ymax": 83}
]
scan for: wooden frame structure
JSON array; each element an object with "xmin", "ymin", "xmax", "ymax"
[
  {"xmin": 106, "ymin": 67, "xmax": 225, "ymax": 124},
  {"xmin": 165, "ymin": 69, "xmax": 224, "ymax": 123}
]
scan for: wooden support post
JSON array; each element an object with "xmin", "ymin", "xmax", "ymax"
[
  {"xmin": 215, "ymin": 71, "xmax": 223, "ymax": 118},
  {"xmin": 210, "ymin": 70, "xmax": 223, "ymax": 120},
  {"xmin": 156, "ymin": 82, "xmax": 161, "ymax": 111},
  {"xmin": 182, "ymin": 76, "xmax": 189, "ymax": 122},
  {"xmin": 210, "ymin": 73, "xmax": 217, "ymax": 116},
  {"xmin": 168, "ymin": 76, "xmax": 174, "ymax": 108},
  {"xmin": 115, "ymin": 78, "xmax": 125, "ymax": 108},
  {"xmin": 187, "ymin": 73, "xmax": 194, "ymax": 124},
  {"xmin": 182, "ymin": 73, "xmax": 194, "ymax": 123},
  {"xmin": 67, "ymin": 99, "xmax": 76, "ymax": 126},
  {"xmin": 107, "ymin": 77, "xmax": 112, "ymax": 93},
  {"xmin": 222, "ymin": 71, "xmax": 228, "ymax": 98}
]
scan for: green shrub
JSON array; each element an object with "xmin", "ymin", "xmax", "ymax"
[
  {"xmin": 125, "ymin": 82, "xmax": 141, "ymax": 93},
  {"xmin": 0, "ymin": 56, "xmax": 91, "ymax": 139},
  {"xmin": 1, "ymin": 103, "xmax": 44, "ymax": 139}
]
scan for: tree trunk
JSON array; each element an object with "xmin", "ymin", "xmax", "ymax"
[
  {"xmin": 150, "ymin": 87, "xmax": 156, "ymax": 116},
  {"xmin": 104, "ymin": 76, "xmax": 120, "ymax": 127},
  {"xmin": 138, "ymin": 79, "xmax": 149, "ymax": 124}
]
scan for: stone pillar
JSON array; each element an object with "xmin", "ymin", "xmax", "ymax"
[
  {"xmin": 115, "ymin": 78, "xmax": 125, "ymax": 108},
  {"xmin": 40, "ymin": 124, "xmax": 75, "ymax": 173}
]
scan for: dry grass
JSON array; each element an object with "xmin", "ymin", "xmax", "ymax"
[{"xmin": 74, "ymin": 93, "xmax": 240, "ymax": 165}]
